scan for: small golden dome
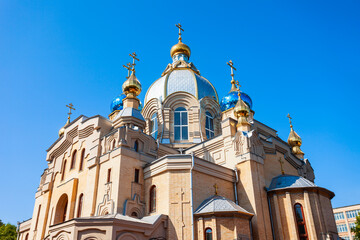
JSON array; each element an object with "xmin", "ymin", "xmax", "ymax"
[
  {"xmin": 287, "ymin": 128, "xmax": 302, "ymax": 147},
  {"xmin": 58, "ymin": 126, "xmax": 65, "ymax": 137},
  {"xmin": 170, "ymin": 41, "xmax": 191, "ymax": 58},
  {"xmin": 233, "ymin": 93, "xmax": 250, "ymax": 118},
  {"xmin": 122, "ymin": 72, "xmax": 142, "ymax": 97}
]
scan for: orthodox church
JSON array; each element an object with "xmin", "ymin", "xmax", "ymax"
[{"xmin": 18, "ymin": 25, "xmax": 339, "ymax": 240}]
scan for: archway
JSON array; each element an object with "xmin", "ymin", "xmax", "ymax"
[{"xmin": 54, "ymin": 194, "xmax": 68, "ymax": 224}]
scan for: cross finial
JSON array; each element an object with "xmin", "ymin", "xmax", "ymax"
[
  {"xmin": 278, "ymin": 157, "xmax": 285, "ymax": 175},
  {"xmin": 122, "ymin": 62, "xmax": 133, "ymax": 78},
  {"xmin": 65, "ymin": 103, "xmax": 75, "ymax": 122},
  {"xmin": 227, "ymin": 60, "xmax": 237, "ymax": 81},
  {"xmin": 175, "ymin": 23, "xmax": 184, "ymax": 42},
  {"xmin": 129, "ymin": 52, "xmax": 139, "ymax": 73},
  {"xmin": 287, "ymin": 113, "xmax": 293, "ymax": 128},
  {"xmin": 213, "ymin": 183, "xmax": 218, "ymax": 195}
]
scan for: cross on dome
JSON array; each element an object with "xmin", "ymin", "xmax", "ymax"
[
  {"xmin": 129, "ymin": 52, "xmax": 139, "ymax": 73},
  {"xmin": 175, "ymin": 23, "xmax": 184, "ymax": 42},
  {"xmin": 287, "ymin": 113, "xmax": 293, "ymax": 128},
  {"xmin": 66, "ymin": 103, "xmax": 75, "ymax": 122},
  {"xmin": 122, "ymin": 62, "xmax": 132, "ymax": 78}
]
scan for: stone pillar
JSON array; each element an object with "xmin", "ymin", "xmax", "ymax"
[
  {"xmin": 212, "ymin": 216, "xmax": 218, "ymax": 240},
  {"xmin": 285, "ymin": 192, "xmax": 299, "ymax": 240},
  {"xmin": 273, "ymin": 193, "xmax": 284, "ymax": 240},
  {"xmin": 304, "ymin": 191, "xmax": 317, "ymax": 239}
]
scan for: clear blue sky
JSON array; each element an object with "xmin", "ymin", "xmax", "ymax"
[{"xmin": 1, "ymin": 0, "xmax": 359, "ymax": 225}]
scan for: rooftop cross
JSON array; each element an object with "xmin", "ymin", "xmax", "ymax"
[
  {"xmin": 65, "ymin": 103, "xmax": 75, "ymax": 122},
  {"xmin": 129, "ymin": 52, "xmax": 139, "ymax": 72},
  {"xmin": 278, "ymin": 157, "xmax": 285, "ymax": 175},
  {"xmin": 213, "ymin": 183, "xmax": 218, "ymax": 195},
  {"xmin": 227, "ymin": 60, "xmax": 237, "ymax": 82},
  {"xmin": 122, "ymin": 62, "xmax": 133, "ymax": 78},
  {"xmin": 175, "ymin": 23, "xmax": 184, "ymax": 42},
  {"xmin": 287, "ymin": 113, "xmax": 293, "ymax": 128}
]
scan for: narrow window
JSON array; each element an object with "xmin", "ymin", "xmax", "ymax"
[
  {"xmin": 112, "ymin": 139, "xmax": 116, "ymax": 149},
  {"xmin": 61, "ymin": 160, "xmax": 67, "ymax": 181},
  {"xmin": 205, "ymin": 228, "xmax": 213, "ymax": 240},
  {"xmin": 34, "ymin": 204, "xmax": 41, "ymax": 230},
  {"xmin": 134, "ymin": 169, "xmax": 140, "ymax": 183},
  {"xmin": 149, "ymin": 185, "xmax": 156, "ymax": 213},
  {"xmin": 70, "ymin": 150, "xmax": 77, "ymax": 169},
  {"xmin": 150, "ymin": 113, "xmax": 158, "ymax": 139},
  {"xmin": 107, "ymin": 168, "xmax": 111, "ymax": 183},
  {"xmin": 174, "ymin": 107, "xmax": 188, "ymax": 141},
  {"xmin": 25, "ymin": 233, "xmax": 29, "ymax": 240},
  {"xmin": 294, "ymin": 203, "xmax": 308, "ymax": 240},
  {"xmin": 205, "ymin": 111, "xmax": 215, "ymax": 139},
  {"xmin": 77, "ymin": 193, "xmax": 83, "ymax": 217},
  {"xmin": 134, "ymin": 140, "xmax": 139, "ymax": 152},
  {"xmin": 79, "ymin": 149, "xmax": 85, "ymax": 171}
]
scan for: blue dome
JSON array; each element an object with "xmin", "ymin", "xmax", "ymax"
[
  {"xmin": 110, "ymin": 94, "xmax": 126, "ymax": 112},
  {"xmin": 220, "ymin": 91, "xmax": 252, "ymax": 112}
]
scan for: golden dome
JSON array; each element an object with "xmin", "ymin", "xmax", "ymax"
[
  {"xmin": 122, "ymin": 72, "xmax": 142, "ymax": 97},
  {"xmin": 287, "ymin": 128, "xmax": 302, "ymax": 147},
  {"xmin": 233, "ymin": 93, "xmax": 250, "ymax": 118},
  {"xmin": 170, "ymin": 41, "xmax": 191, "ymax": 58},
  {"xmin": 58, "ymin": 126, "xmax": 65, "ymax": 137}
]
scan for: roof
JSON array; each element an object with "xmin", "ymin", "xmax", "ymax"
[
  {"xmin": 194, "ymin": 195, "xmax": 252, "ymax": 215},
  {"xmin": 113, "ymin": 107, "xmax": 145, "ymax": 122},
  {"xmin": 268, "ymin": 175, "xmax": 317, "ymax": 191}
]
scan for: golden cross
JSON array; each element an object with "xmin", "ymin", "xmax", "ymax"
[
  {"xmin": 66, "ymin": 103, "xmax": 75, "ymax": 121},
  {"xmin": 287, "ymin": 113, "xmax": 293, "ymax": 128},
  {"xmin": 213, "ymin": 183, "xmax": 218, "ymax": 195},
  {"xmin": 175, "ymin": 23, "xmax": 184, "ymax": 41},
  {"xmin": 227, "ymin": 60, "xmax": 237, "ymax": 81},
  {"xmin": 122, "ymin": 62, "xmax": 133, "ymax": 78},
  {"xmin": 278, "ymin": 157, "xmax": 285, "ymax": 175},
  {"xmin": 129, "ymin": 52, "xmax": 139, "ymax": 72}
]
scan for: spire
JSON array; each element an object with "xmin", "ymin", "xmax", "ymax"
[
  {"xmin": 230, "ymin": 61, "xmax": 250, "ymax": 131},
  {"xmin": 59, "ymin": 103, "xmax": 75, "ymax": 137},
  {"xmin": 287, "ymin": 114, "xmax": 304, "ymax": 158}
]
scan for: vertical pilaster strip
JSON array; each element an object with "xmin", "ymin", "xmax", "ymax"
[
  {"xmin": 285, "ymin": 192, "xmax": 299, "ymax": 239},
  {"xmin": 69, "ymin": 178, "xmax": 78, "ymax": 219},
  {"xmin": 304, "ymin": 191, "xmax": 317, "ymax": 239},
  {"xmin": 314, "ymin": 192, "xmax": 325, "ymax": 234},
  {"xmin": 273, "ymin": 193, "xmax": 284, "ymax": 240},
  {"xmin": 212, "ymin": 216, "xmax": 217, "ymax": 240}
]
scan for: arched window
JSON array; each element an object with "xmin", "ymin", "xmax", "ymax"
[
  {"xmin": 134, "ymin": 140, "xmax": 139, "ymax": 152},
  {"xmin": 70, "ymin": 150, "xmax": 77, "ymax": 170},
  {"xmin": 54, "ymin": 194, "xmax": 68, "ymax": 224},
  {"xmin": 294, "ymin": 203, "xmax": 308, "ymax": 240},
  {"xmin": 131, "ymin": 212, "xmax": 138, "ymax": 218},
  {"xmin": 174, "ymin": 107, "xmax": 188, "ymax": 141},
  {"xmin": 149, "ymin": 185, "xmax": 156, "ymax": 213},
  {"xmin": 77, "ymin": 193, "xmax": 83, "ymax": 217},
  {"xmin": 205, "ymin": 228, "xmax": 213, "ymax": 240},
  {"xmin": 112, "ymin": 139, "xmax": 116, "ymax": 149},
  {"xmin": 61, "ymin": 160, "xmax": 67, "ymax": 181},
  {"xmin": 150, "ymin": 113, "xmax": 158, "ymax": 139},
  {"xmin": 205, "ymin": 111, "xmax": 215, "ymax": 139},
  {"xmin": 25, "ymin": 233, "xmax": 29, "ymax": 240},
  {"xmin": 79, "ymin": 149, "xmax": 85, "ymax": 171}
]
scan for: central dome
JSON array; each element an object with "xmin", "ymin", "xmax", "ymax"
[{"xmin": 145, "ymin": 68, "xmax": 218, "ymax": 104}]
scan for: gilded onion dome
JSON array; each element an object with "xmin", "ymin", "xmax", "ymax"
[
  {"xmin": 122, "ymin": 72, "xmax": 142, "ymax": 97},
  {"xmin": 58, "ymin": 124, "xmax": 66, "ymax": 137},
  {"xmin": 287, "ymin": 114, "xmax": 304, "ymax": 157},
  {"xmin": 170, "ymin": 41, "xmax": 191, "ymax": 58},
  {"xmin": 233, "ymin": 92, "xmax": 250, "ymax": 119}
]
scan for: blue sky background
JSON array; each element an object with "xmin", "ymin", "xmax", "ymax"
[{"xmin": 1, "ymin": 0, "xmax": 359, "ymax": 224}]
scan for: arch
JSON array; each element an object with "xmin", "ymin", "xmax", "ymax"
[
  {"xmin": 294, "ymin": 203, "xmax": 308, "ymax": 239},
  {"xmin": 70, "ymin": 150, "xmax": 77, "ymax": 170},
  {"xmin": 25, "ymin": 233, "xmax": 29, "ymax": 240},
  {"xmin": 205, "ymin": 111, "xmax": 215, "ymax": 139},
  {"xmin": 117, "ymin": 232, "xmax": 138, "ymax": 240},
  {"xmin": 163, "ymin": 91, "xmax": 199, "ymax": 110},
  {"xmin": 61, "ymin": 160, "xmax": 67, "ymax": 181},
  {"xmin": 77, "ymin": 193, "xmax": 84, "ymax": 217},
  {"xmin": 149, "ymin": 185, "xmax": 156, "ymax": 213},
  {"xmin": 134, "ymin": 140, "xmax": 139, "ymax": 152},
  {"xmin": 112, "ymin": 139, "xmax": 116, "ymax": 150},
  {"xmin": 174, "ymin": 107, "xmax": 188, "ymax": 141},
  {"xmin": 79, "ymin": 148, "xmax": 85, "ymax": 171},
  {"xmin": 54, "ymin": 194, "xmax": 68, "ymax": 224},
  {"xmin": 205, "ymin": 228, "xmax": 213, "ymax": 240}
]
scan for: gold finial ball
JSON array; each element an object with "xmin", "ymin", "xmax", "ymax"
[
  {"xmin": 59, "ymin": 126, "xmax": 65, "ymax": 137},
  {"xmin": 122, "ymin": 73, "xmax": 142, "ymax": 97},
  {"xmin": 170, "ymin": 41, "xmax": 191, "ymax": 58}
]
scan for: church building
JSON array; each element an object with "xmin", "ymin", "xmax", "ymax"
[{"xmin": 18, "ymin": 25, "xmax": 339, "ymax": 240}]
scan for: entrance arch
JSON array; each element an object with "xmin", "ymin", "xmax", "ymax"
[{"xmin": 54, "ymin": 194, "xmax": 68, "ymax": 224}]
